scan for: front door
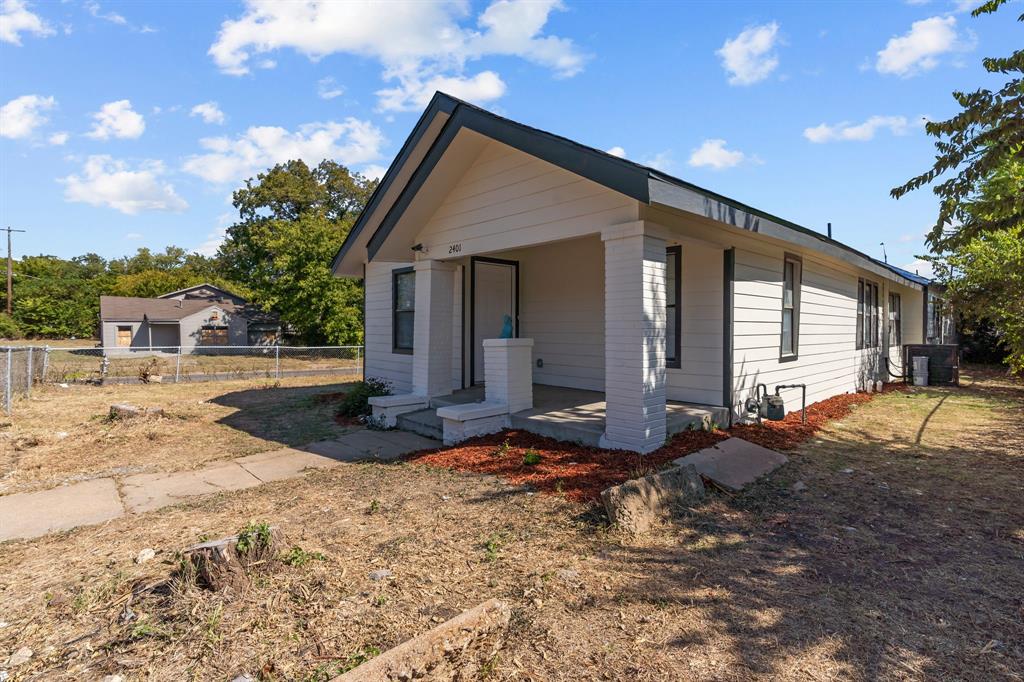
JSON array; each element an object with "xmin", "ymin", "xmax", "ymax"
[{"xmin": 471, "ymin": 257, "xmax": 518, "ymax": 385}]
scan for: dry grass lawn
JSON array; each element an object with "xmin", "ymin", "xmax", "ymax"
[
  {"xmin": 0, "ymin": 376, "xmax": 360, "ymax": 495},
  {"xmin": 0, "ymin": 367, "xmax": 1021, "ymax": 680}
]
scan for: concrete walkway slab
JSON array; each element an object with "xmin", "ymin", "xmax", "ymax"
[
  {"xmin": 673, "ymin": 438, "xmax": 788, "ymax": 493},
  {"xmin": 0, "ymin": 479, "xmax": 123, "ymax": 542},
  {"xmin": 121, "ymin": 461, "xmax": 262, "ymax": 514},
  {"xmin": 235, "ymin": 447, "xmax": 341, "ymax": 482}
]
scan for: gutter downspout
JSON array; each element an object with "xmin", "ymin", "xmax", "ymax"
[{"xmin": 722, "ymin": 248, "xmax": 735, "ymax": 426}]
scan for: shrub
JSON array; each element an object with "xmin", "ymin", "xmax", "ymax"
[
  {"xmin": 522, "ymin": 450, "xmax": 542, "ymax": 466},
  {"xmin": 0, "ymin": 313, "xmax": 22, "ymax": 340},
  {"xmin": 338, "ymin": 377, "xmax": 393, "ymax": 418}
]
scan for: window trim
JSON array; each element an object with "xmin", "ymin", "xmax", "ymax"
[
  {"xmin": 392, "ymin": 266, "xmax": 415, "ymax": 355},
  {"xmin": 889, "ymin": 292, "xmax": 902, "ymax": 348},
  {"xmin": 857, "ymin": 277, "xmax": 880, "ymax": 349},
  {"xmin": 779, "ymin": 252, "xmax": 802, "ymax": 362},
  {"xmin": 666, "ymin": 245, "xmax": 682, "ymax": 369}
]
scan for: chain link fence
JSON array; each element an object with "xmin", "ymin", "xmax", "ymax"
[{"xmin": 0, "ymin": 345, "xmax": 363, "ymax": 415}]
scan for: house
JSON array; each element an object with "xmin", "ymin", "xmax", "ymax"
[
  {"xmin": 99, "ymin": 283, "xmax": 280, "ymax": 350},
  {"xmin": 332, "ymin": 92, "xmax": 945, "ymax": 454}
]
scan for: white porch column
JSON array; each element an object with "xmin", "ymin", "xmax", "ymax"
[
  {"xmin": 600, "ymin": 222, "xmax": 667, "ymax": 454},
  {"xmin": 412, "ymin": 259, "xmax": 456, "ymax": 398}
]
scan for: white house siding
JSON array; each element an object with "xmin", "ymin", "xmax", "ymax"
[
  {"xmin": 415, "ymin": 139, "xmax": 638, "ymax": 259},
  {"xmin": 668, "ymin": 242, "xmax": 724, "ymax": 405},
  {"xmin": 178, "ymin": 307, "xmax": 246, "ymax": 349},
  {"xmin": 364, "ymin": 261, "xmax": 415, "ymax": 394},
  {"xmin": 101, "ymin": 321, "xmax": 143, "ymax": 348}
]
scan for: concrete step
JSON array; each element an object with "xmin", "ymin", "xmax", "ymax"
[
  {"xmin": 509, "ymin": 413, "xmax": 603, "ymax": 447},
  {"xmin": 397, "ymin": 408, "xmax": 443, "ymax": 441}
]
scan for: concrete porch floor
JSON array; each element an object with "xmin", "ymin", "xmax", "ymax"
[{"xmin": 430, "ymin": 384, "xmax": 729, "ymax": 447}]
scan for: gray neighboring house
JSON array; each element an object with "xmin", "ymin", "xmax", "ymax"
[{"xmin": 99, "ymin": 284, "xmax": 280, "ymax": 350}]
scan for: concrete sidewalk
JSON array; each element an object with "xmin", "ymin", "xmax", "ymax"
[{"xmin": 0, "ymin": 429, "xmax": 440, "ymax": 542}]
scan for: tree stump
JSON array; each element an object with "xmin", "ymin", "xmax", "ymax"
[{"xmin": 181, "ymin": 527, "xmax": 284, "ymax": 593}]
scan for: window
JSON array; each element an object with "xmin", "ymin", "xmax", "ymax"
[
  {"xmin": 392, "ymin": 267, "xmax": 415, "ymax": 354},
  {"xmin": 116, "ymin": 325, "xmax": 132, "ymax": 347},
  {"xmin": 780, "ymin": 254, "xmax": 801, "ymax": 360},
  {"xmin": 200, "ymin": 326, "xmax": 228, "ymax": 345},
  {"xmin": 888, "ymin": 292, "xmax": 901, "ymax": 348},
  {"xmin": 857, "ymin": 278, "xmax": 880, "ymax": 349},
  {"xmin": 665, "ymin": 246, "xmax": 681, "ymax": 368}
]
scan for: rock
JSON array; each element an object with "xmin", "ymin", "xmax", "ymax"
[
  {"xmin": 791, "ymin": 481, "xmax": 807, "ymax": 492},
  {"xmin": 135, "ymin": 548, "xmax": 156, "ymax": 564},
  {"xmin": 109, "ymin": 404, "xmax": 163, "ymax": 420},
  {"xmin": 839, "ymin": 468, "xmax": 854, "ymax": 474},
  {"xmin": 600, "ymin": 464, "xmax": 705, "ymax": 535},
  {"xmin": 58, "ymin": 383, "xmax": 69, "ymax": 388},
  {"xmin": 102, "ymin": 676, "xmax": 124, "ymax": 682},
  {"xmin": 369, "ymin": 569, "xmax": 393, "ymax": 581},
  {"xmin": 6, "ymin": 647, "xmax": 32, "ymax": 666}
]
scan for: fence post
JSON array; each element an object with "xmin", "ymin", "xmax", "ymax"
[
  {"xmin": 26, "ymin": 347, "xmax": 33, "ymax": 397},
  {"xmin": 175, "ymin": 346, "xmax": 181, "ymax": 383},
  {"xmin": 41, "ymin": 346, "xmax": 50, "ymax": 384},
  {"xmin": 4, "ymin": 349, "xmax": 11, "ymax": 416},
  {"xmin": 275, "ymin": 345, "xmax": 280, "ymax": 380},
  {"xmin": 356, "ymin": 346, "xmax": 362, "ymax": 378}
]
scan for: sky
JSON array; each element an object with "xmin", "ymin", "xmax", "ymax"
[{"xmin": 0, "ymin": 0, "xmax": 1019, "ymax": 277}]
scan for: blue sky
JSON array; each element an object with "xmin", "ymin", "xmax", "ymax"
[{"xmin": 0, "ymin": 0, "xmax": 1018, "ymax": 276}]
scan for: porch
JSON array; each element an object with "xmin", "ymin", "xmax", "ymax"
[{"xmin": 398, "ymin": 384, "xmax": 729, "ymax": 447}]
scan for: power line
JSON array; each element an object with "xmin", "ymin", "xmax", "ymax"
[{"xmin": 4, "ymin": 226, "xmax": 26, "ymax": 316}]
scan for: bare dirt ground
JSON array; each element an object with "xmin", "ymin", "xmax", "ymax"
[
  {"xmin": 1, "ymin": 367, "xmax": 1022, "ymax": 680},
  {"xmin": 0, "ymin": 376, "xmax": 360, "ymax": 495}
]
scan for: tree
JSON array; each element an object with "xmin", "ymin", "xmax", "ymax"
[
  {"xmin": 891, "ymin": 0, "xmax": 1023, "ymax": 252},
  {"xmin": 11, "ymin": 255, "xmax": 110, "ymax": 338},
  {"xmin": 219, "ymin": 160, "xmax": 376, "ymax": 345}
]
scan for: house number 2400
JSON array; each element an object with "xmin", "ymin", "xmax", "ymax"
[{"xmin": 448, "ymin": 243, "xmax": 463, "ymax": 255}]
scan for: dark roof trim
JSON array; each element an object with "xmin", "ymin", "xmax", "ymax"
[
  {"xmin": 343, "ymin": 91, "xmax": 929, "ymax": 289},
  {"xmin": 331, "ymin": 94, "xmax": 458, "ymax": 274},
  {"xmin": 365, "ymin": 98, "xmax": 650, "ymax": 260},
  {"xmin": 157, "ymin": 283, "xmax": 240, "ymax": 300}
]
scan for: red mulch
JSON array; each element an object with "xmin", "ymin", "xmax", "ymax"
[
  {"xmin": 729, "ymin": 383, "xmax": 907, "ymax": 451},
  {"xmin": 408, "ymin": 428, "xmax": 728, "ymax": 503},
  {"xmin": 407, "ymin": 384, "xmax": 907, "ymax": 503}
]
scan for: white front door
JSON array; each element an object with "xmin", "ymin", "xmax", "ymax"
[{"xmin": 472, "ymin": 258, "xmax": 517, "ymax": 385}]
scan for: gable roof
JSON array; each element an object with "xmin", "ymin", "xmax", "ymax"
[
  {"xmin": 333, "ymin": 92, "xmax": 930, "ymax": 290},
  {"xmin": 100, "ymin": 296, "xmax": 224, "ymax": 322},
  {"xmin": 157, "ymin": 283, "xmax": 245, "ymax": 303}
]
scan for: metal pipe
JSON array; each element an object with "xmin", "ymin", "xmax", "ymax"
[{"xmin": 774, "ymin": 383, "xmax": 807, "ymax": 423}]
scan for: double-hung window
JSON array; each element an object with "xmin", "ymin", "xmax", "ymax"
[
  {"xmin": 857, "ymin": 278, "xmax": 880, "ymax": 349},
  {"xmin": 665, "ymin": 246, "xmax": 681, "ymax": 368},
  {"xmin": 392, "ymin": 267, "xmax": 415, "ymax": 354},
  {"xmin": 888, "ymin": 292, "xmax": 901, "ymax": 348},
  {"xmin": 780, "ymin": 254, "xmax": 801, "ymax": 360}
]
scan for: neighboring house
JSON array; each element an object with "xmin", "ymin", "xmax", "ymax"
[
  {"xmin": 99, "ymin": 283, "xmax": 280, "ymax": 350},
  {"xmin": 332, "ymin": 92, "xmax": 950, "ymax": 453}
]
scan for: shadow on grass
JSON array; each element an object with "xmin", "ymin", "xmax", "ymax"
[{"xmin": 209, "ymin": 381, "xmax": 360, "ymax": 447}]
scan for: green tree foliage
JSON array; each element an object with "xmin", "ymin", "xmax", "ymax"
[
  {"xmin": 218, "ymin": 159, "xmax": 376, "ymax": 345},
  {"xmin": 891, "ymin": 0, "xmax": 1023, "ymax": 251}
]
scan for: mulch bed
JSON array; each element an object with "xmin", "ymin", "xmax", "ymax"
[
  {"xmin": 409, "ymin": 429, "xmax": 728, "ymax": 503},
  {"xmin": 410, "ymin": 384, "xmax": 908, "ymax": 503}
]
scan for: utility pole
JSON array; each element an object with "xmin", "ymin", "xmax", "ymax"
[{"xmin": 4, "ymin": 226, "xmax": 26, "ymax": 316}]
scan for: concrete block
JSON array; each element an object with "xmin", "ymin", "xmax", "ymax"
[
  {"xmin": 600, "ymin": 464, "xmax": 705, "ymax": 535},
  {"xmin": 673, "ymin": 437, "xmax": 788, "ymax": 492}
]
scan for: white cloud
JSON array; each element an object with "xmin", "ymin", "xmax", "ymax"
[
  {"xmin": 803, "ymin": 115, "xmax": 911, "ymax": 143},
  {"xmin": 182, "ymin": 118, "xmax": 386, "ymax": 185},
  {"xmin": 87, "ymin": 99, "xmax": 145, "ymax": 140},
  {"xmin": 951, "ymin": 0, "xmax": 977, "ymax": 12},
  {"xmin": 687, "ymin": 139, "xmax": 751, "ymax": 170},
  {"xmin": 640, "ymin": 151, "xmax": 674, "ymax": 172},
  {"xmin": 124, "ymin": 232, "xmax": 143, "ymax": 240},
  {"xmin": 717, "ymin": 22, "xmax": 781, "ymax": 86},
  {"xmin": 190, "ymin": 101, "xmax": 226, "ymax": 125},
  {"xmin": 195, "ymin": 213, "xmax": 233, "ymax": 256},
  {"xmin": 61, "ymin": 155, "xmax": 188, "ymax": 214},
  {"xmin": 902, "ymin": 259, "xmax": 934, "ymax": 279},
  {"xmin": 0, "ymin": 0, "xmax": 53, "ymax": 45},
  {"xmin": 360, "ymin": 164, "xmax": 388, "ymax": 181},
  {"xmin": 606, "ymin": 146, "xmax": 626, "ymax": 158},
  {"xmin": 0, "ymin": 94, "xmax": 55, "ymax": 139},
  {"xmin": 876, "ymin": 16, "xmax": 966, "ymax": 77},
  {"xmin": 48, "ymin": 131, "xmax": 69, "ymax": 145},
  {"xmin": 377, "ymin": 70, "xmax": 506, "ymax": 111},
  {"xmin": 317, "ymin": 77, "xmax": 344, "ymax": 100},
  {"xmin": 208, "ymin": 0, "xmax": 587, "ymax": 111},
  {"xmin": 84, "ymin": 1, "xmax": 125, "ymax": 25}
]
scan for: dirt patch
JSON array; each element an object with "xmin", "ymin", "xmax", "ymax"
[{"xmin": 408, "ymin": 428, "xmax": 727, "ymax": 503}]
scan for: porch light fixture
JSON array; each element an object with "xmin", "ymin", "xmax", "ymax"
[{"xmin": 411, "ymin": 243, "xmax": 426, "ymax": 253}]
